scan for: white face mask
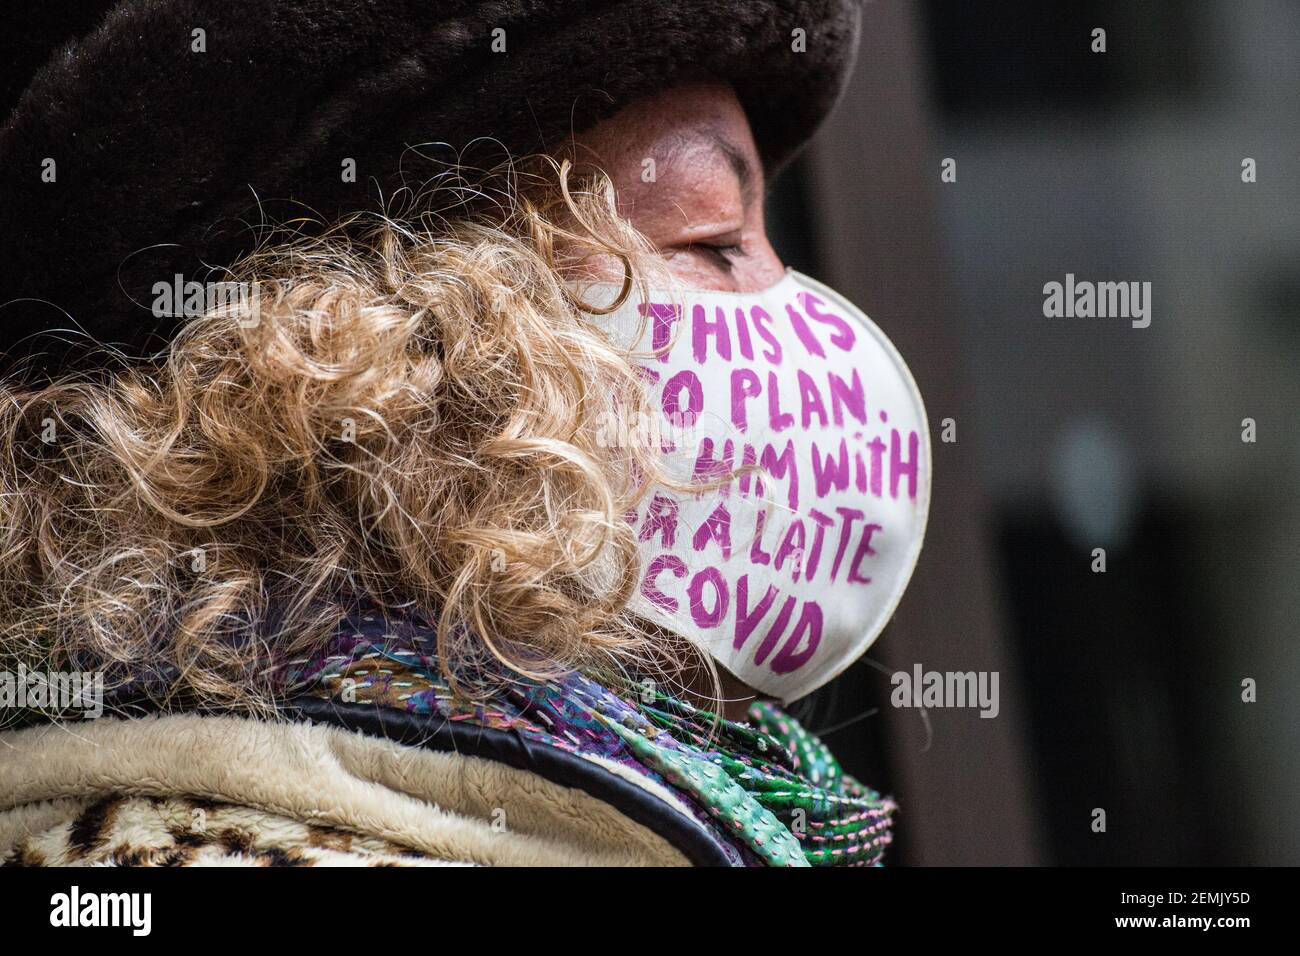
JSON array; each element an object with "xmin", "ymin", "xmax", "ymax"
[{"xmin": 583, "ymin": 269, "xmax": 930, "ymax": 704}]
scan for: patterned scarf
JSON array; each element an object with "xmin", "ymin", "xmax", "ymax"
[{"xmin": 280, "ymin": 607, "xmax": 895, "ymax": 866}]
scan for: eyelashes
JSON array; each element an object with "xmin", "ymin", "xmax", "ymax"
[
  {"xmin": 661, "ymin": 236, "xmax": 747, "ymax": 274},
  {"xmin": 693, "ymin": 242, "xmax": 744, "ymax": 271}
]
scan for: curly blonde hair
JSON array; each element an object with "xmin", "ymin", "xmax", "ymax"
[{"xmin": 0, "ymin": 160, "xmax": 707, "ymax": 721}]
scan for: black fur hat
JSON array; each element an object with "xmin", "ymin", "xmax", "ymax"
[{"xmin": 0, "ymin": 0, "xmax": 861, "ymax": 372}]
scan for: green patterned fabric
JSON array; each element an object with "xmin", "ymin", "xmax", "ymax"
[{"xmin": 284, "ymin": 612, "xmax": 896, "ymax": 866}]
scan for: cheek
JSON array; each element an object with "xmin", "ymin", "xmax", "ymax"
[
  {"xmin": 663, "ymin": 255, "xmax": 741, "ymax": 292},
  {"xmin": 555, "ymin": 246, "xmax": 631, "ymax": 285},
  {"xmin": 660, "ymin": 234, "xmax": 786, "ymax": 294},
  {"xmin": 733, "ymin": 235, "xmax": 786, "ymax": 292}
]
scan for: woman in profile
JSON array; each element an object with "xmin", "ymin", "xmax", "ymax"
[{"xmin": 0, "ymin": 0, "xmax": 926, "ymax": 866}]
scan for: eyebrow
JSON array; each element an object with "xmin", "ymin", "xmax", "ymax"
[
  {"xmin": 712, "ymin": 133, "xmax": 759, "ymax": 209},
  {"xmin": 672, "ymin": 125, "xmax": 760, "ymax": 209}
]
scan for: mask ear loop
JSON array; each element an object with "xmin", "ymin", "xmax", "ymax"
[{"xmin": 555, "ymin": 159, "xmax": 634, "ymax": 315}]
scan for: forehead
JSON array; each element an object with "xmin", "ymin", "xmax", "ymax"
[{"xmin": 569, "ymin": 81, "xmax": 762, "ymax": 206}]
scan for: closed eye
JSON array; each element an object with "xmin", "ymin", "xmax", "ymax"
[
  {"xmin": 697, "ymin": 242, "xmax": 744, "ymax": 268},
  {"xmin": 666, "ymin": 236, "xmax": 746, "ymax": 273}
]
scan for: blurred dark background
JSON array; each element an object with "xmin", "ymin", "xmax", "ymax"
[{"xmin": 769, "ymin": 0, "xmax": 1298, "ymax": 865}]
